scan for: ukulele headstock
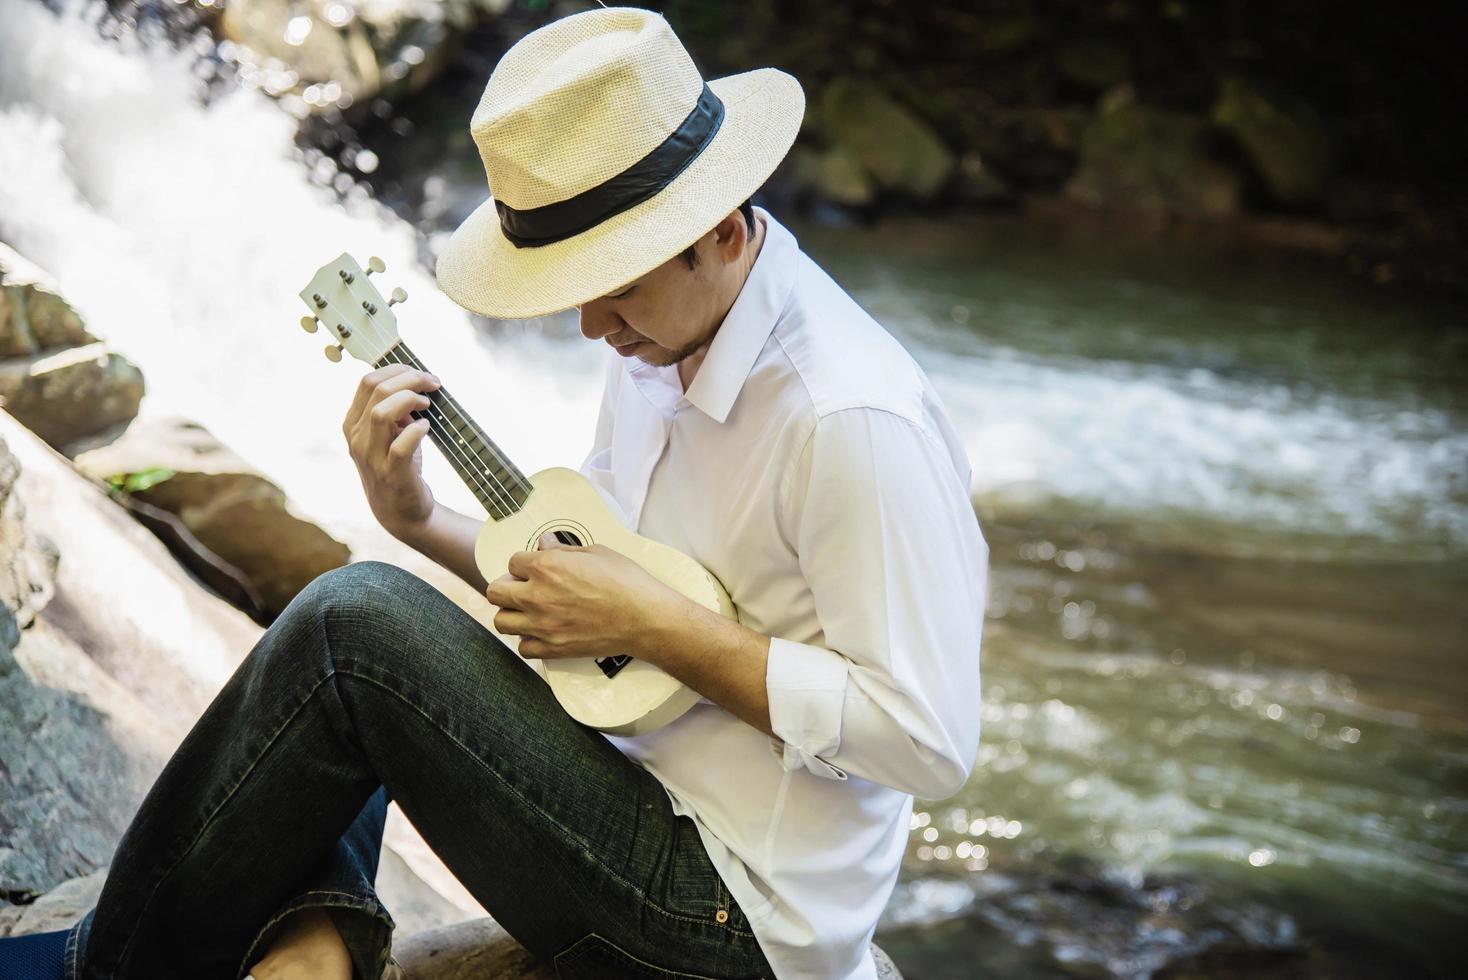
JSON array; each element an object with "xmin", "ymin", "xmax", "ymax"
[{"xmin": 297, "ymin": 253, "xmax": 407, "ymax": 365}]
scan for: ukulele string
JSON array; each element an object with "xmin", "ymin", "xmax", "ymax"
[
  {"xmin": 393, "ymin": 344, "xmax": 534, "ymax": 498},
  {"xmin": 342, "ymin": 262, "xmax": 528, "ymax": 516},
  {"xmin": 384, "ymin": 344, "xmax": 532, "ymax": 505},
  {"xmin": 375, "ymin": 346, "xmax": 520, "ymax": 517},
  {"xmin": 369, "ymin": 343, "xmax": 515, "ymax": 514},
  {"xmin": 348, "ymin": 304, "xmax": 518, "ymax": 514}
]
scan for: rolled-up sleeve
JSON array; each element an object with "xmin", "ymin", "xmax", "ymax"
[{"xmin": 767, "ymin": 405, "xmax": 988, "ymax": 800}]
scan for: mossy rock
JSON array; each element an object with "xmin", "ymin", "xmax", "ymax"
[
  {"xmin": 1067, "ymin": 92, "xmax": 1241, "ymax": 217},
  {"xmin": 1212, "ymin": 74, "xmax": 1333, "ymax": 206},
  {"xmin": 818, "ymin": 77, "xmax": 955, "ymax": 200}
]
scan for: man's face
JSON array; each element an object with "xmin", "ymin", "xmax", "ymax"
[{"xmin": 576, "ymin": 211, "xmax": 759, "ymax": 368}]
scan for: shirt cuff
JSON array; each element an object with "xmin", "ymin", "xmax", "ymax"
[{"xmin": 766, "ymin": 637, "xmax": 849, "ymax": 781}]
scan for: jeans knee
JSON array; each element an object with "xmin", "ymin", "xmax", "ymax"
[
  {"xmin": 276, "ymin": 561, "xmax": 427, "ymax": 637},
  {"xmin": 304, "ymin": 560, "xmax": 420, "ymax": 606}
]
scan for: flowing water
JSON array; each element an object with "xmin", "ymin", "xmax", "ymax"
[{"xmin": 2, "ymin": 3, "xmax": 1465, "ymax": 977}]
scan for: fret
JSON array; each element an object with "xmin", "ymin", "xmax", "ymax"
[{"xmin": 374, "ymin": 342, "xmax": 532, "ymax": 518}]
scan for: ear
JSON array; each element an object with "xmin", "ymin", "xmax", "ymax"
[{"xmin": 712, "ymin": 209, "xmax": 751, "ymax": 259}]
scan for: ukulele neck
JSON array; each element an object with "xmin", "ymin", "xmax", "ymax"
[{"xmin": 374, "ymin": 341, "xmax": 531, "ymax": 519}]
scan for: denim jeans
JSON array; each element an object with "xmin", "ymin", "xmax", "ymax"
[{"xmin": 61, "ymin": 561, "xmax": 772, "ymax": 979}]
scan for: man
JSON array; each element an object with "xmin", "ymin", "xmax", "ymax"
[{"xmin": 6, "ymin": 7, "xmax": 984, "ymax": 980}]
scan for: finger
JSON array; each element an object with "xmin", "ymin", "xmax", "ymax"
[
  {"xmin": 387, "ymin": 417, "xmax": 431, "ymax": 461},
  {"xmin": 345, "ymin": 363, "xmax": 413, "ymax": 431},
  {"xmin": 493, "ymin": 608, "xmax": 534, "ymax": 637},
  {"xmin": 506, "ymin": 549, "xmax": 538, "ymax": 580},
  {"xmin": 366, "ymin": 389, "xmax": 435, "ymax": 461},
  {"xmin": 484, "ymin": 575, "xmax": 531, "ymax": 610},
  {"xmin": 345, "ymin": 367, "xmax": 440, "ymax": 437}
]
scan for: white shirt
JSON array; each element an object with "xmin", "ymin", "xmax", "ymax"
[{"xmin": 579, "ymin": 206, "xmax": 988, "ymax": 979}]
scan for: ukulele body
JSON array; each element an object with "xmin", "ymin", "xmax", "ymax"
[{"xmin": 473, "ymin": 465, "xmax": 736, "ymax": 735}]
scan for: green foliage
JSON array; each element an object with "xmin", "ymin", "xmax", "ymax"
[{"xmin": 105, "ymin": 467, "xmax": 175, "ymax": 495}]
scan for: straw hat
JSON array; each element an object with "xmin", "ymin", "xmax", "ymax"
[{"xmin": 433, "ymin": 5, "xmax": 805, "ymax": 320}]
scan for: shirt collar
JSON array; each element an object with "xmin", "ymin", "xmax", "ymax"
[{"xmin": 625, "ymin": 205, "xmax": 799, "ymax": 424}]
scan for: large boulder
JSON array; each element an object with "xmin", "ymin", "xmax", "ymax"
[
  {"xmin": 0, "ymin": 343, "xmax": 144, "ymax": 454},
  {"xmin": 0, "ymin": 244, "xmax": 96, "ymax": 357},
  {"xmin": 817, "ymin": 77, "xmax": 956, "ymax": 201},
  {"xmin": 0, "ymin": 245, "xmax": 143, "ymax": 455},
  {"xmin": 1066, "ymin": 88, "xmax": 1241, "ymax": 218},
  {"xmin": 0, "ymin": 437, "xmax": 56, "ymax": 639},
  {"xmin": 787, "ymin": 144, "xmax": 878, "ymax": 208},
  {"xmin": 389, "ymin": 923, "xmax": 907, "ymax": 979},
  {"xmin": 2, "ymin": 876, "xmax": 904, "ymax": 980},
  {"xmin": 0, "ymin": 423, "xmax": 194, "ymax": 897},
  {"xmin": 0, "ymin": 415, "xmax": 478, "ymax": 940},
  {"xmin": 1212, "ymin": 75, "xmax": 1333, "ymax": 207},
  {"xmin": 74, "ymin": 416, "xmax": 351, "ymax": 621}
]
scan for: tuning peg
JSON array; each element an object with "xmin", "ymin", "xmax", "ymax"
[
  {"xmin": 366, "ymin": 256, "xmax": 386, "ymax": 275},
  {"xmin": 324, "ymin": 344, "xmax": 343, "ymax": 363},
  {"xmin": 389, "ymin": 286, "xmax": 408, "ymax": 306},
  {"xmin": 300, "ymin": 315, "xmax": 319, "ymax": 334}
]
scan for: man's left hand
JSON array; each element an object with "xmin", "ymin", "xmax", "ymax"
[{"xmin": 485, "ymin": 533, "xmax": 680, "ymax": 660}]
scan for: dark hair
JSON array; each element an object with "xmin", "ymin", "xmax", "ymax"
[{"xmin": 678, "ymin": 198, "xmax": 756, "ymax": 270}]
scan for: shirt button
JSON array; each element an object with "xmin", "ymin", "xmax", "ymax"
[{"xmin": 715, "ymin": 909, "xmax": 729, "ymax": 924}]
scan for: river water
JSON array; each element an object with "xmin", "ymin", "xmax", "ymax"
[{"xmin": 2, "ymin": 3, "xmax": 1464, "ymax": 977}]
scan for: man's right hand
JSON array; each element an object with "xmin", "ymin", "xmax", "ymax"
[{"xmin": 343, "ymin": 364, "xmax": 441, "ymax": 542}]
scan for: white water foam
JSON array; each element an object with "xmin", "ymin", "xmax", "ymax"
[
  {"xmin": 0, "ymin": 0, "xmax": 601, "ymax": 540},
  {"xmin": 922, "ymin": 345, "xmax": 1468, "ymax": 556}
]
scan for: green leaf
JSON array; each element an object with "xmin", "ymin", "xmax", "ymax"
[{"xmin": 107, "ymin": 467, "xmax": 175, "ymax": 494}]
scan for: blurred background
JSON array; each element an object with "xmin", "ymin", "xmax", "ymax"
[{"xmin": 1, "ymin": 1, "xmax": 1464, "ymax": 977}]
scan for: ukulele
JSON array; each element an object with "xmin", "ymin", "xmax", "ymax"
[{"xmin": 298, "ymin": 253, "xmax": 734, "ymax": 735}]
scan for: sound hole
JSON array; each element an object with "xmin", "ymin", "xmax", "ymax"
[{"xmin": 553, "ymin": 529, "xmax": 583, "ymax": 546}]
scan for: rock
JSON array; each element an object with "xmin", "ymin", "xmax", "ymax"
[
  {"xmin": 789, "ymin": 144, "xmax": 878, "ymax": 208},
  {"xmin": 0, "ymin": 416, "xmax": 478, "ymax": 937},
  {"xmin": 392, "ymin": 918, "xmax": 552, "ymax": 979},
  {"xmin": 0, "ymin": 435, "xmax": 58, "ymax": 637},
  {"xmin": 0, "ymin": 343, "xmax": 145, "ymax": 454},
  {"xmin": 0, "ymin": 245, "xmax": 141, "ymax": 454},
  {"xmin": 1055, "ymin": 38, "xmax": 1132, "ymax": 92},
  {"xmin": 1212, "ymin": 75, "xmax": 1332, "ymax": 206},
  {"xmin": 954, "ymin": 151, "xmax": 1018, "ymax": 209},
  {"xmin": 966, "ymin": 107, "xmax": 1083, "ymax": 193},
  {"xmin": 220, "ymin": 0, "xmax": 513, "ymax": 113},
  {"xmin": 0, "ymin": 866, "xmax": 905, "ymax": 979},
  {"xmin": 74, "ymin": 416, "xmax": 350, "ymax": 620},
  {"xmin": 818, "ymin": 77, "xmax": 955, "ymax": 201},
  {"xmin": 0, "ymin": 489, "xmax": 179, "ymax": 896},
  {"xmin": 0, "ymin": 243, "xmax": 96, "ymax": 358},
  {"xmin": 973, "ymin": 15, "xmax": 1046, "ymax": 54},
  {"xmin": 390, "ymin": 919, "xmax": 907, "ymax": 980},
  {"xmin": 1066, "ymin": 88, "xmax": 1241, "ymax": 218},
  {"xmin": 0, "ymin": 869, "xmax": 105, "ymax": 937}
]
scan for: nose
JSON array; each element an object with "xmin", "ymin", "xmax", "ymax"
[{"xmin": 577, "ymin": 300, "xmax": 621, "ymax": 342}]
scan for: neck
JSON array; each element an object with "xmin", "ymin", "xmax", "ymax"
[
  {"xmin": 373, "ymin": 340, "xmax": 532, "ymax": 519},
  {"xmin": 677, "ymin": 213, "xmax": 767, "ymax": 390}
]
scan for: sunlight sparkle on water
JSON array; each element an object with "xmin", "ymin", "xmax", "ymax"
[{"xmin": 284, "ymin": 16, "xmax": 312, "ymax": 47}]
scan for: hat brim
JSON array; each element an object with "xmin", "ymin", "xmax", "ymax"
[{"xmin": 433, "ymin": 67, "xmax": 804, "ymax": 321}]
